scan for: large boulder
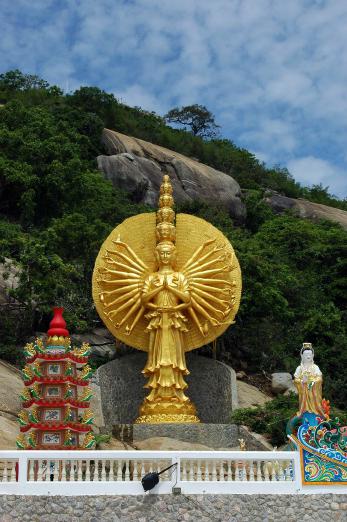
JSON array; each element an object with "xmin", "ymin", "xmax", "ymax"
[
  {"xmin": 264, "ymin": 192, "xmax": 347, "ymax": 230},
  {"xmin": 236, "ymin": 380, "xmax": 272, "ymax": 408},
  {"xmin": 72, "ymin": 328, "xmax": 117, "ymax": 360},
  {"xmin": 98, "ymin": 129, "xmax": 246, "ymax": 224},
  {"xmin": 271, "ymin": 372, "xmax": 296, "ymax": 395},
  {"xmin": 0, "ymin": 360, "xmax": 23, "ymax": 449}
]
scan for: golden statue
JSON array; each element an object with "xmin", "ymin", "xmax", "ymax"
[{"xmin": 92, "ymin": 175, "xmax": 242, "ymax": 423}]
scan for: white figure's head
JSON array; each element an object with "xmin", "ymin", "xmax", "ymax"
[{"xmin": 301, "ymin": 342, "xmax": 314, "ymax": 364}]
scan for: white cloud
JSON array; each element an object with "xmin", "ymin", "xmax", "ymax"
[
  {"xmin": 1, "ymin": 0, "xmax": 347, "ymax": 196},
  {"xmin": 287, "ymin": 156, "xmax": 347, "ymax": 198}
]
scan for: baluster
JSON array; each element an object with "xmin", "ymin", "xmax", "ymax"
[
  {"xmin": 124, "ymin": 460, "xmax": 130, "ymax": 481},
  {"xmin": 234, "ymin": 461, "xmax": 239, "ymax": 481},
  {"xmin": 149, "ymin": 462, "xmax": 153, "ymax": 474},
  {"xmin": 211, "ymin": 460, "xmax": 217, "ymax": 481},
  {"xmin": 219, "ymin": 461, "xmax": 224, "ymax": 481},
  {"xmin": 77, "ymin": 460, "xmax": 82, "ymax": 481},
  {"xmin": 278, "ymin": 462, "xmax": 285, "ymax": 481},
  {"xmin": 95, "ymin": 459, "xmax": 100, "ymax": 481},
  {"xmin": 99, "ymin": 459, "xmax": 105, "ymax": 481},
  {"xmin": 241, "ymin": 461, "xmax": 246, "ymax": 481},
  {"xmin": 85, "ymin": 460, "xmax": 91, "ymax": 481},
  {"xmin": 116, "ymin": 460, "xmax": 122, "ymax": 481},
  {"xmin": 285, "ymin": 462, "xmax": 291, "ymax": 481},
  {"xmin": 133, "ymin": 460, "xmax": 138, "ymax": 481},
  {"xmin": 110, "ymin": 460, "xmax": 116, "ymax": 481},
  {"xmin": 73, "ymin": 460, "xmax": 78, "ymax": 481},
  {"xmin": 227, "ymin": 460, "xmax": 232, "ymax": 481},
  {"xmin": 10, "ymin": 461, "xmax": 16, "ymax": 482},
  {"xmin": 188, "ymin": 460, "xmax": 194, "ymax": 481},
  {"xmin": 249, "ymin": 461, "xmax": 254, "ymax": 482},
  {"xmin": 2, "ymin": 462, "xmax": 7, "ymax": 482},
  {"xmin": 256, "ymin": 461, "xmax": 262, "ymax": 481},
  {"xmin": 204, "ymin": 460, "xmax": 209, "ymax": 481},
  {"xmin": 61, "ymin": 460, "xmax": 66, "ymax": 482},
  {"xmin": 196, "ymin": 460, "xmax": 202, "ymax": 481},
  {"xmin": 67, "ymin": 460, "xmax": 72, "ymax": 481},
  {"xmin": 264, "ymin": 462, "xmax": 270, "ymax": 481},
  {"xmin": 182, "ymin": 460, "xmax": 187, "ymax": 481},
  {"xmin": 36, "ymin": 459, "xmax": 43, "ymax": 482},
  {"xmin": 28, "ymin": 460, "xmax": 35, "ymax": 482},
  {"xmin": 140, "ymin": 461, "xmax": 145, "ymax": 480}
]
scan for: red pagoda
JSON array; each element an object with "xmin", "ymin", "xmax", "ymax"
[{"xmin": 16, "ymin": 307, "xmax": 95, "ymax": 450}]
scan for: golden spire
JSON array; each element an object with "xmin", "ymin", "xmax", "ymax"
[{"xmin": 156, "ymin": 175, "xmax": 176, "ymax": 244}]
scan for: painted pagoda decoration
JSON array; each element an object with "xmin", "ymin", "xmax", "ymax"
[{"xmin": 16, "ymin": 307, "xmax": 95, "ymax": 450}]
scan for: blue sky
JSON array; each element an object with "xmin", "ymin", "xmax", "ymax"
[{"xmin": 2, "ymin": 0, "xmax": 347, "ymax": 198}]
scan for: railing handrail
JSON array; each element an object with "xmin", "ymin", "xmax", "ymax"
[{"xmin": 0, "ymin": 449, "xmax": 296, "ymax": 459}]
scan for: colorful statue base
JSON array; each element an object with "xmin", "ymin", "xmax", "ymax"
[{"xmin": 291, "ymin": 418, "xmax": 347, "ymax": 485}]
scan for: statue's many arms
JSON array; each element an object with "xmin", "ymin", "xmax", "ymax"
[{"xmin": 92, "ymin": 175, "xmax": 242, "ymax": 423}]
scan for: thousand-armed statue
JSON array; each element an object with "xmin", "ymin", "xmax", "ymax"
[{"xmin": 92, "ymin": 175, "xmax": 242, "ymax": 423}]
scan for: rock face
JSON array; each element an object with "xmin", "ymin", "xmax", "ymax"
[
  {"xmin": 271, "ymin": 372, "xmax": 296, "ymax": 395},
  {"xmin": 130, "ymin": 424, "xmax": 272, "ymax": 450},
  {"xmin": 72, "ymin": 328, "xmax": 117, "ymax": 360},
  {"xmin": 264, "ymin": 192, "xmax": 347, "ymax": 230},
  {"xmin": 0, "ymin": 258, "xmax": 20, "ymax": 306},
  {"xmin": 98, "ymin": 352, "xmax": 238, "ymax": 425},
  {"xmin": 98, "ymin": 129, "xmax": 246, "ymax": 224},
  {"xmin": 0, "ymin": 360, "xmax": 22, "ymax": 449},
  {"xmin": 237, "ymin": 380, "xmax": 272, "ymax": 408}
]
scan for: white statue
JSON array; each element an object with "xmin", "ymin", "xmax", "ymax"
[{"xmin": 294, "ymin": 343, "xmax": 325, "ymax": 417}]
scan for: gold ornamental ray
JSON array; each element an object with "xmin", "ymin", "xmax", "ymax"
[{"xmin": 92, "ymin": 175, "xmax": 242, "ymax": 423}]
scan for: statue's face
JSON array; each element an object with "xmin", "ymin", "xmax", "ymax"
[
  {"xmin": 157, "ymin": 223, "xmax": 175, "ymax": 241},
  {"xmin": 302, "ymin": 349, "xmax": 313, "ymax": 364},
  {"xmin": 156, "ymin": 244, "xmax": 176, "ymax": 266}
]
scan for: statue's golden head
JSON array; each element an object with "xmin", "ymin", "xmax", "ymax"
[
  {"xmin": 156, "ymin": 222, "xmax": 176, "ymax": 243},
  {"xmin": 155, "ymin": 241, "xmax": 177, "ymax": 267}
]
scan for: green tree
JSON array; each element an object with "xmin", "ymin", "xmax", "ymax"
[{"xmin": 164, "ymin": 104, "xmax": 220, "ymax": 138}]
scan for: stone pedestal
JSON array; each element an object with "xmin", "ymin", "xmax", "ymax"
[{"xmin": 98, "ymin": 353, "xmax": 238, "ymax": 425}]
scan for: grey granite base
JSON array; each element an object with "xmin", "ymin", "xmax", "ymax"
[
  {"xmin": 98, "ymin": 352, "xmax": 237, "ymax": 425},
  {"xmin": 110, "ymin": 423, "xmax": 270, "ymax": 450}
]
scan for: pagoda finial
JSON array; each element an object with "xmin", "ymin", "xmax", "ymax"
[{"xmin": 47, "ymin": 306, "xmax": 69, "ymax": 341}]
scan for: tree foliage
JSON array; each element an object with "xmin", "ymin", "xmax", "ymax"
[{"xmin": 164, "ymin": 104, "xmax": 220, "ymax": 138}]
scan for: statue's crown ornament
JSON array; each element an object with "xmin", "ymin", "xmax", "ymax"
[
  {"xmin": 156, "ymin": 175, "xmax": 176, "ymax": 244},
  {"xmin": 300, "ymin": 342, "xmax": 314, "ymax": 356}
]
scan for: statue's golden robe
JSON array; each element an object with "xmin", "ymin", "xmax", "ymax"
[{"xmin": 142, "ymin": 271, "xmax": 190, "ymax": 402}]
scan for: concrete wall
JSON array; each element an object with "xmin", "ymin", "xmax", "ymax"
[
  {"xmin": 98, "ymin": 353, "xmax": 237, "ymax": 425},
  {"xmin": 1, "ymin": 494, "xmax": 346, "ymax": 521}
]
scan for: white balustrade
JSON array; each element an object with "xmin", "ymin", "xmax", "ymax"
[{"xmin": 1, "ymin": 449, "xmax": 344, "ymax": 495}]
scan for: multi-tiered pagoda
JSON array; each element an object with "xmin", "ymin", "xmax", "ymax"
[{"xmin": 16, "ymin": 307, "xmax": 95, "ymax": 450}]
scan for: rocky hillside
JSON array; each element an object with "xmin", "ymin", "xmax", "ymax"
[
  {"xmin": 264, "ymin": 192, "xmax": 347, "ymax": 231},
  {"xmin": 98, "ymin": 129, "xmax": 347, "ymax": 231},
  {"xmin": 98, "ymin": 129, "xmax": 246, "ymax": 224}
]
